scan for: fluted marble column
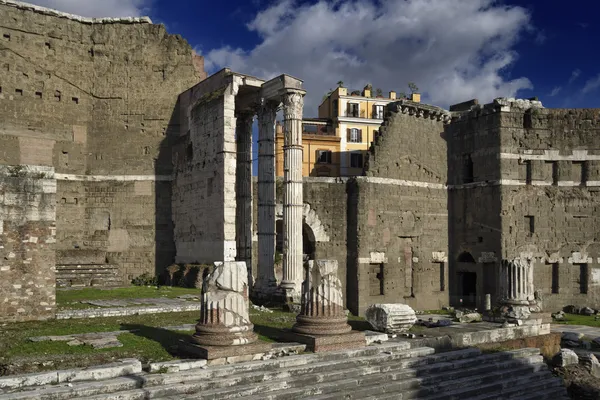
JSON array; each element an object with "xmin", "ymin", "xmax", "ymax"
[
  {"xmin": 280, "ymin": 89, "xmax": 305, "ymax": 298},
  {"xmin": 235, "ymin": 111, "xmax": 254, "ymax": 287},
  {"xmin": 254, "ymin": 100, "xmax": 279, "ymax": 297},
  {"xmin": 500, "ymin": 258, "xmax": 535, "ymax": 305}
]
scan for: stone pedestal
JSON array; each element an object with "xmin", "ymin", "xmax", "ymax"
[
  {"xmin": 281, "ymin": 260, "xmax": 364, "ymax": 352},
  {"xmin": 365, "ymin": 304, "xmax": 417, "ymax": 334},
  {"xmin": 190, "ymin": 261, "xmax": 257, "ymax": 347}
]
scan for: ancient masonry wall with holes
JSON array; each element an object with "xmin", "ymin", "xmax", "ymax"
[
  {"xmin": 0, "ymin": 165, "xmax": 56, "ymax": 322},
  {"xmin": 0, "ymin": 0, "xmax": 206, "ymax": 307},
  {"xmin": 447, "ymin": 99, "xmax": 600, "ymax": 311}
]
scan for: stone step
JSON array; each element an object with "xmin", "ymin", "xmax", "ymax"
[
  {"xmin": 144, "ymin": 341, "xmax": 415, "ymax": 386},
  {"xmin": 416, "ymin": 369, "xmax": 555, "ymax": 400},
  {"xmin": 77, "ymin": 346, "xmax": 438, "ymax": 400},
  {"xmin": 305, "ymin": 357, "xmax": 546, "ymax": 400},
  {"xmin": 466, "ymin": 374, "xmax": 567, "ymax": 400},
  {"xmin": 206, "ymin": 354, "xmax": 545, "ymax": 400}
]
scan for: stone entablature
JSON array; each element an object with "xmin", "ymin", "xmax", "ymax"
[
  {"xmin": 387, "ymin": 101, "xmax": 451, "ymax": 123},
  {"xmin": 451, "ymin": 97, "xmax": 544, "ymax": 122}
]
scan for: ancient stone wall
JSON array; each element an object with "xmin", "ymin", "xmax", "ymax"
[
  {"xmin": 447, "ymin": 99, "xmax": 600, "ymax": 311},
  {"xmin": 445, "ymin": 105, "xmax": 503, "ymax": 309},
  {"xmin": 0, "ymin": 0, "xmax": 205, "ymax": 286},
  {"xmin": 498, "ymin": 106, "xmax": 600, "ymax": 311},
  {"xmin": 0, "ymin": 165, "xmax": 56, "ymax": 322},
  {"xmin": 348, "ymin": 102, "xmax": 450, "ymax": 315}
]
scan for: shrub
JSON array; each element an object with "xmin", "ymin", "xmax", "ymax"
[{"xmin": 131, "ymin": 273, "xmax": 158, "ymax": 286}]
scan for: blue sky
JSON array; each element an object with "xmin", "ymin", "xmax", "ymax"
[{"xmin": 30, "ymin": 0, "xmax": 600, "ymax": 113}]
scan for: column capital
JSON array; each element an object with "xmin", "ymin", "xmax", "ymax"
[
  {"xmin": 281, "ymin": 90, "xmax": 305, "ymax": 120},
  {"xmin": 256, "ymin": 99, "xmax": 279, "ymax": 122}
]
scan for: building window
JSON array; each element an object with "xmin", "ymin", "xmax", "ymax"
[
  {"xmin": 369, "ymin": 263, "xmax": 384, "ymax": 296},
  {"xmin": 350, "ymin": 152, "xmax": 363, "ymax": 168},
  {"xmin": 546, "ymin": 161, "xmax": 559, "ymax": 185},
  {"xmin": 573, "ymin": 161, "xmax": 588, "ymax": 186},
  {"xmin": 373, "ymin": 105, "xmax": 384, "ymax": 119},
  {"xmin": 347, "ymin": 103, "xmax": 359, "ymax": 118},
  {"xmin": 525, "ymin": 215, "xmax": 535, "ymax": 237},
  {"xmin": 438, "ymin": 262, "xmax": 446, "ymax": 292},
  {"xmin": 525, "ymin": 160, "xmax": 532, "ymax": 185},
  {"xmin": 463, "ymin": 154, "xmax": 474, "ymax": 183},
  {"xmin": 551, "ymin": 263, "xmax": 559, "ymax": 294},
  {"xmin": 579, "ymin": 264, "xmax": 588, "ymax": 294},
  {"xmin": 316, "ymin": 150, "xmax": 332, "ymax": 164},
  {"xmin": 348, "ymin": 128, "xmax": 362, "ymax": 143}
]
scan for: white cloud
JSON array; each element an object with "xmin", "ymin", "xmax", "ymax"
[
  {"xmin": 582, "ymin": 74, "xmax": 600, "ymax": 94},
  {"xmin": 204, "ymin": 0, "xmax": 534, "ymax": 114},
  {"xmin": 569, "ymin": 69, "xmax": 581, "ymax": 84},
  {"xmin": 549, "ymin": 86, "xmax": 561, "ymax": 97},
  {"xmin": 23, "ymin": 0, "xmax": 151, "ymax": 18}
]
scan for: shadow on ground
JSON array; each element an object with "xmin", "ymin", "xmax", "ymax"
[{"xmin": 121, "ymin": 324, "xmax": 195, "ymax": 358}]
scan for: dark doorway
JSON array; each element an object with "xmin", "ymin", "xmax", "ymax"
[
  {"xmin": 275, "ymin": 219, "xmax": 316, "ymax": 261},
  {"xmin": 461, "ymin": 272, "xmax": 477, "ymax": 307}
]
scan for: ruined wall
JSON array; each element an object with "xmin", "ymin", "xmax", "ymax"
[
  {"xmin": 447, "ymin": 99, "xmax": 600, "ymax": 312},
  {"xmin": 0, "ymin": 165, "xmax": 56, "ymax": 322},
  {"xmin": 348, "ymin": 102, "xmax": 450, "ymax": 315},
  {"xmin": 446, "ymin": 103, "xmax": 503, "ymax": 309},
  {"xmin": 0, "ymin": 0, "xmax": 205, "ymax": 285},
  {"xmin": 173, "ymin": 72, "xmax": 238, "ymax": 264},
  {"xmin": 498, "ymin": 106, "xmax": 600, "ymax": 311}
]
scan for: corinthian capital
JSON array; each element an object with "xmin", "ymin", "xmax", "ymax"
[{"xmin": 282, "ymin": 90, "xmax": 305, "ymax": 120}]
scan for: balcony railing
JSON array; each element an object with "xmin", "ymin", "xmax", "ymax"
[{"xmin": 342, "ymin": 110, "xmax": 385, "ymax": 119}]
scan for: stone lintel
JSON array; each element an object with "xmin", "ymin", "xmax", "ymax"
[
  {"xmin": 568, "ymin": 252, "xmax": 593, "ymax": 264},
  {"xmin": 261, "ymin": 74, "xmax": 305, "ymax": 101},
  {"xmin": 278, "ymin": 330, "xmax": 365, "ymax": 353},
  {"xmin": 178, "ymin": 339, "xmax": 273, "ymax": 360}
]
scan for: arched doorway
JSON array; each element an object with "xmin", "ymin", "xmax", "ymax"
[
  {"xmin": 456, "ymin": 251, "xmax": 477, "ymax": 308},
  {"xmin": 275, "ymin": 219, "xmax": 316, "ymax": 261}
]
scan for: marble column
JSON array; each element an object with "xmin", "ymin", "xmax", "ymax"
[
  {"xmin": 499, "ymin": 258, "xmax": 537, "ymax": 319},
  {"xmin": 235, "ymin": 111, "xmax": 254, "ymax": 287},
  {"xmin": 254, "ymin": 100, "xmax": 279, "ymax": 297},
  {"xmin": 293, "ymin": 260, "xmax": 352, "ymax": 335},
  {"xmin": 280, "ymin": 89, "xmax": 305, "ymax": 299}
]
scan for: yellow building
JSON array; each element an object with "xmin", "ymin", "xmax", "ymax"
[{"xmin": 275, "ymin": 85, "xmax": 420, "ymax": 177}]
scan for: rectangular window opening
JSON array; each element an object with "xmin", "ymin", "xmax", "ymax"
[
  {"xmin": 525, "ymin": 160, "xmax": 532, "ymax": 185},
  {"xmin": 348, "ymin": 128, "xmax": 362, "ymax": 143},
  {"xmin": 463, "ymin": 155, "xmax": 474, "ymax": 183},
  {"xmin": 439, "ymin": 262, "xmax": 446, "ymax": 292},
  {"xmin": 316, "ymin": 150, "xmax": 332, "ymax": 164},
  {"xmin": 350, "ymin": 152, "xmax": 364, "ymax": 168},
  {"xmin": 369, "ymin": 263, "xmax": 384, "ymax": 296},
  {"xmin": 35, "ymin": 91, "xmax": 42, "ymax": 99},
  {"xmin": 551, "ymin": 263, "xmax": 559, "ymax": 294},
  {"xmin": 373, "ymin": 105, "xmax": 384, "ymax": 119},
  {"xmin": 579, "ymin": 264, "xmax": 588, "ymax": 294},
  {"xmin": 573, "ymin": 161, "xmax": 587, "ymax": 186},
  {"xmin": 525, "ymin": 215, "xmax": 535, "ymax": 237},
  {"xmin": 15, "ymin": 88, "xmax": 23, "ymax": 96},
  {"xmin": 3, "ymin": 33, "xmax": 10, "ymax": 41},
  {"xmin": 72, "ymin": 97, "xmax": 79, "ymax": 104}
]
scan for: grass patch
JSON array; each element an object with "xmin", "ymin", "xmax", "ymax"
[
  {"xmin": 553, "ymin": 313, "xmax": 600, "ymax": 327},
  {"xmin": 56, "ymin": 286, "xmax": 200, "ymax": 310}
]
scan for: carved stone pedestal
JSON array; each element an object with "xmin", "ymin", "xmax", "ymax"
[
  {"xmin": 181, "ymin": 261, "xmax": 267, "ymax": 359},
  {"xmin": 280, "ymin": 260, "xmax": 364, "ymax": 352}
]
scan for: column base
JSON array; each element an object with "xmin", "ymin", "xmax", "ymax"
[
  {"xmin": 179, "ymin": 339, "xmax": 272, "ymax": 360},
  {"xmin": 251, "ymin": 278, "xmax": 279, "ymax": 304},
  {"xmin": 191, "ymin": 323, "xmax": 258, "ymax": 347},
  {"xmin": 292, "ymin": 315, "xmax": 352, "ymax": 336},
  {"xmin": 279, "ymin": 329, "xmax": 365, "ymax": 353}
]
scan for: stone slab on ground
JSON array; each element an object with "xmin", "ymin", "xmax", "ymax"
[
  {"xmin": 178, "ymin": 339, "xmax": 274, "ymax": 361},
  {"xmin": 278, "ymin": 329, "xmax": 366, "ymax": 352},
  {"xmin": 0, "ymin": 359, "xmax": 141, "ymax": 390},
  {"xmin": 147, "ymin": 359, "xmax": 208, "ymax": 373}
]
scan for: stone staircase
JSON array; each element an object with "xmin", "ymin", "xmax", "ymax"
[
  {"xmin": 56, "ymin": 264, "xmax": 121, "ymax": 288},
  {"xmin": 1, "ymin": 342, "xmax": 569, "ymax": 400}
]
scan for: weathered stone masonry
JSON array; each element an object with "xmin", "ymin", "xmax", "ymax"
[{"xmin": 0, "ymin": 0, "xmax": 205, "ymax": 297}]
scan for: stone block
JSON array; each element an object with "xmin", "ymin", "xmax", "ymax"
[
  {"xmin": 278, "ymin": 330, "xmax": 366, "ymax": 353},
  {"xmin": 553, "ymin": 348, "xmax": 579, "ymax": 367},
  {"xmin": 178, "ymin": 339, "xmax": 272, "ymax": 360},
  {"xmin": 365, "ymin": 304, "xmax": 417, "ymax": 334}
]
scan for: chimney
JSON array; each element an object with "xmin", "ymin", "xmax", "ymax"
[
  {"xmin": 389, "ymin": 91, "xmax": 396, "ymax": 100},
  {"xmin": 411, "ymin": 93, "xmax": 421, "ymax": 103},
  {"xmin": 362, "ymin": 85, "xmax": 372, "ymax": 98}
]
